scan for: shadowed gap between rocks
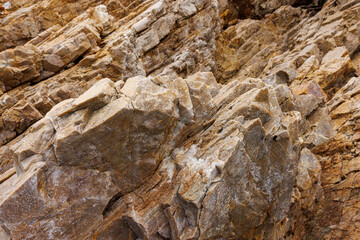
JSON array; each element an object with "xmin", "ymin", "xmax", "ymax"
[
  {"xmin": 102, "ymin": 192, "xmax": 124, "ymax": 217},
  {"xmin": 229, "ymin": 0, "xmax": 325, "ymax": 20}
]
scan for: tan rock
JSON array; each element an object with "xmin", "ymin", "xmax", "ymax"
[
  {"xmin": 0, "ymin": 0, "xmax": 120, "ymax": 52},
  {"xmin": 310, "ymin": 47, "xmax": 355, "ymax": 96},
  {"xmin": 0, "ymin": 0, "xmax": 223, "ymax": 147},
  {"xmin": 0, "ymin": 72, "xmax": 302, "ymax": 239},
  {"xmin": 304, "ymin": 107, "xmax": 335, "ymax": 148},
  {"xmin": 0, "ymin": 161, "xmax": 118, "ymax": 240},
  {"xmin": 54, "ymin": 75, "xmax": 182, "ymax": 193},
  {"xmin": 0, "ymin": 4, "xmax": 114, "ymax": 94},
  {"xmin": 73, "ymin": 78, "xmax": 115, "ymax": 110},
  {"xmin": 296, "ymin": 148, "xmax": 321, "ymax": 191},
  {"xmin": 0, "ymin": 44, "xmax": 42, "ymax": 92},
  {"xmin": 1, "ymin": 0, "xmax": 360, "ymax": 239},
  {"xmin": 89, "ymin": 75, "xmax": 301, "ymax": 240}
]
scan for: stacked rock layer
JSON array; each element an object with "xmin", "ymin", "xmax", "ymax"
[{"xmin": 0, "ymin": 0, "xmax": 359, "ymax": 239}]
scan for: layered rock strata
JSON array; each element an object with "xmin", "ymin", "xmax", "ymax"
[{"xmin": 0, "ymin": 0, "xmax": 359, "ymax": 239}]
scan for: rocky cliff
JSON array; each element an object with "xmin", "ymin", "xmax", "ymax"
[{"xmin": 0, "ymin": 0, "xmax": 359, "ymax": 239}]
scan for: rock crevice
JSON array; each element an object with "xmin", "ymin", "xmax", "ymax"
[{"xmin": 1, "ymin": 0, "xmax": 360, "ymax": 239}]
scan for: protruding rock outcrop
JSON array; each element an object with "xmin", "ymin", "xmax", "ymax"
[
  {"xmin": 1, "ymin": 0, "xmax": 360, "ymax": 239},
  {"xmin": 1, "ymin": 72, "xmax": 308, "ymax": 239}
]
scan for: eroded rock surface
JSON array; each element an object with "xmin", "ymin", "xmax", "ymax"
[
  {"xmin": 0, "ymin": 0, "xmax": 360, "ymax": 239},
  {"xmin": 1, "ymin": 72, "xmax": 304, "ymax": 239}
]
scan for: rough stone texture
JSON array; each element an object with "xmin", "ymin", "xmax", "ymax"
[
  {"xmin": 1, "ymin": 72, "xmax": 304, "ymax": 239},
  {"xmin": 0, "ymin": 44, "xmax": 42, "ymax": 92},
  {"xmin": 0, "ymin": 4, "xmax": 115, "ymax": 93},
  {"xmin": 0, "ymin": 0, "xmax": 139, "ymax": 52},
  {"xmin": 0, "ymin": 0, "xmax": 360, "ymax": 239},
  {"xmin": 0, "ymin": 0, "xmax": 220, "ymax": 148},
  {"xmin": 305, "ymin": 76, "xmax": 360, "ymax": 239}
]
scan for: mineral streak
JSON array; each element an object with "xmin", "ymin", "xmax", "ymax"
[{"xmin": 0, "ymin": 0, "xmax": 360, "ymax": 239}]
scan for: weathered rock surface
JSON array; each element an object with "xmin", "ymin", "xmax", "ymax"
[
  {"xmin": 0, "ymin": 0, "xmax": 360, "ymax": 239},
  {"xmin": 1, "ymin": 72, "xmax": 303, "ymax": 239},
  {"xmin": 0, "ymin": 0, "xmax": 220, "ymax": 148},
  {"xmin": 305, "ymin": 76, "xmax": 360, "ymax": 239},
  {"xmin": 0, "ymin": 0, "xmax": 139, "ymax": 52}
]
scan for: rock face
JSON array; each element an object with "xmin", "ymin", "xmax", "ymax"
[{"xmin": 0, "ymin": 0, "xmax": 360, "ymax": 239}]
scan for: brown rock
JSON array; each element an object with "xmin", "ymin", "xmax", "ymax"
[
  {"xmin": 309, "ymin": 47, "xmax": 356, "ymax": 96},
  {"xmin": 0, "ymin": 44, "xmax": 42, "ymax": 92},
  {"xmin": 1, "ymin": 0, "xmax": 360, "ymax": 239},
  {"xmin": 0, "ymin": 161, "xmax": 118, "ymax": 240},
  {"xmin": 73, "ymin": 78, "xmax": 115, "ymax": 110}
]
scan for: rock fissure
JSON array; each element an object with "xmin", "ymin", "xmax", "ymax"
[{"xmin": 1, "ymin": 0, "xmax": 360, "ymax": 239}]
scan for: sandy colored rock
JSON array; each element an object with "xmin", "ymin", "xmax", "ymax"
[
  {"xmin": 1, "ymin": 0, "xmax": 360, "ymax": 239},
  {"xmin": 308, "ymin": 46, "xmax": 355, "ymax": 96},
  {"xmin": 0, "ymin": 72, "xmax": 303, "ymax": 239},
  {"xmin": 73, "ymin": 78, "xmax": 115, "ymax": 110},
  {"xmin": 0, "ymin": 161, "xmax": 118, "ymax": 240},
  {"xmin": 87, "ymin": 74, "xmax": 302, "ymax": 240},
  {"xmin": 0, "ymin": 4, "xmax": 114, "ymax": 95},
  {"xmin": 0, "ymin": 44, "xmax": 42, "ymax": 92},
  {"xmin": 0, "ymin": 0, "xmax": 220, "ymax": 147}
]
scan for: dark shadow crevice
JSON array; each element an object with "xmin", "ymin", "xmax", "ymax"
[{"xmin": 102, "ymin": 192, "xmax": 124, "ymax": 217}]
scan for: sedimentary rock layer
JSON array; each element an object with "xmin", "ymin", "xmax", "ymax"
[{"xmin": 0, "ymin": 0, "xmax": 359, "ymax": 239}]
